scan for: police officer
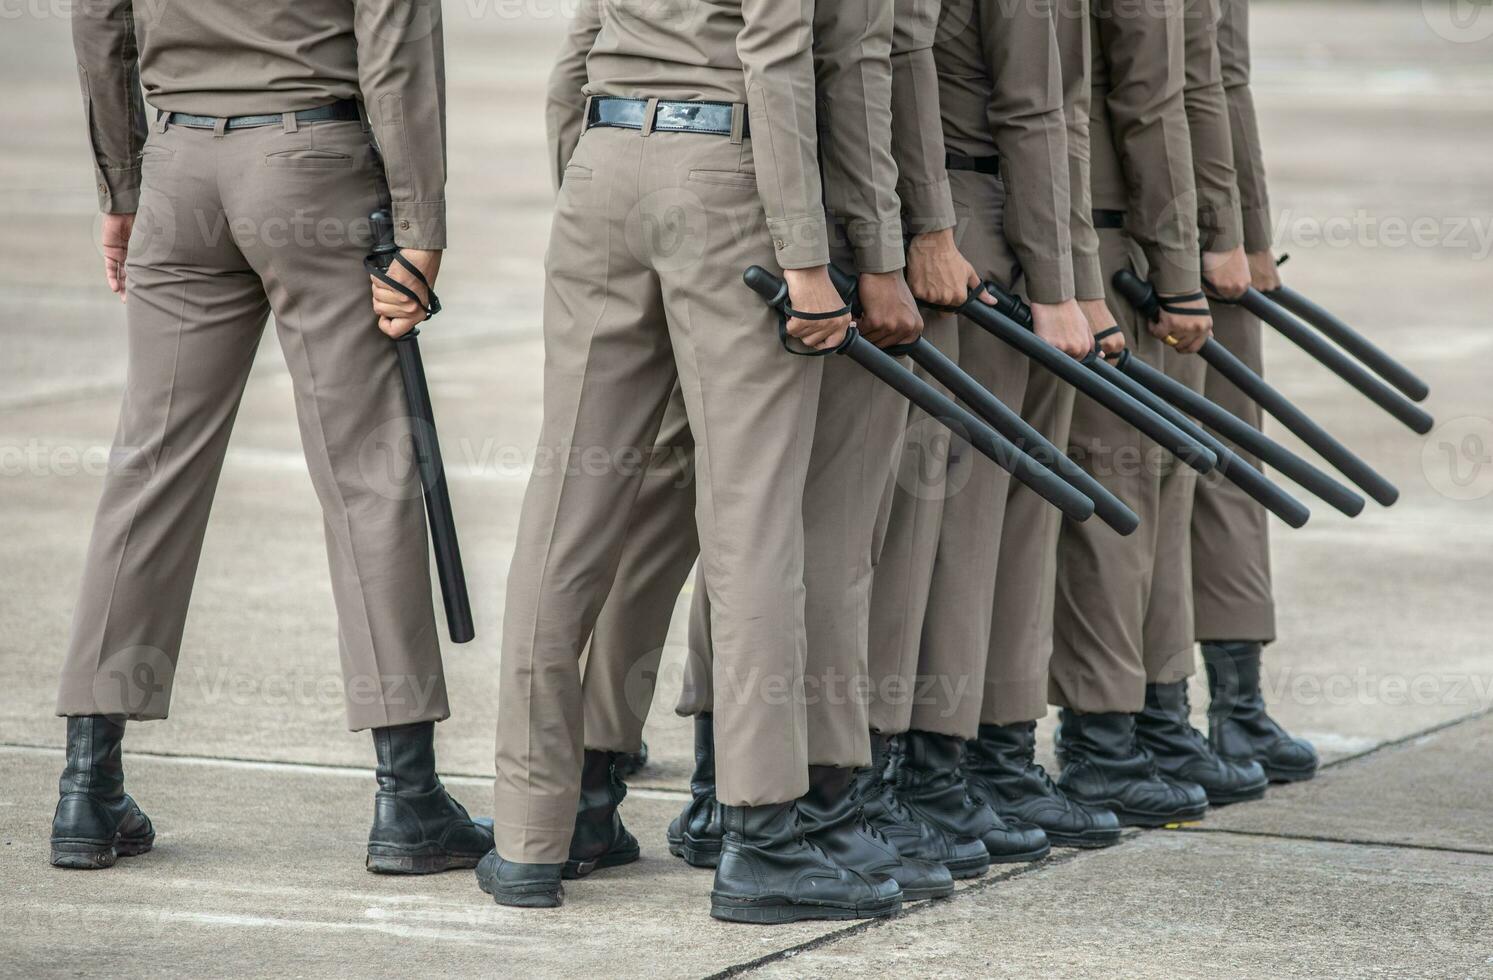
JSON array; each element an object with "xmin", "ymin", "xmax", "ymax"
[
  {"xmin": 53, "ymin": 0, "xmax": 491, "ymax": 873},
  {"xmin": 1191, "ymin": 0, "xmax": 1319, "ymax": 782},
  {"xmin": 482, "ymin": 0, "xmax": 914, "ymax": 923},
  {"xmin": 962, "ymin": 0, "xmax": 1129, "ymax": 850}
]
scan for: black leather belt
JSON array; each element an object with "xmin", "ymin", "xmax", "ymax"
[
  {"xmin": 159, "ymin": 99, "xmax": 361, "ymax": 131},
  {"xmin": 945, "ymin": 152, "xmax": 1001, "ymax": 175},
  {"xmin": 586, "ymin": 97, "xmax": 747, "ymax": 137},
  {"xmin": 1092, "ymin": 208, "xmax": 1126, "ymax": 229}
]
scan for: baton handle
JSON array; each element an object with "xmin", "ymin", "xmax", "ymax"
[
  {"xmin": 371, "ymin": 210, "xmax": 475, "ymax": 644},
  {"xmin": 1265, "ymin": 285, "xmax": 1429, "ymax": 402},
  {"xmin": 1092, "ymin": 355, "xmax": 1310, "ymax": 528},
  {"xmin": 1113, "ymin": 269, "xmax": 1399, "ymax": 507},
  {"xmin": 744, "ymin": 266, "xmax": 1096, "ymax": 522},
  {"xmin": 959, "ymin": 283, "xmax": 1217, "ymax": 475},
  {"xmin": 1236, "ymin": 288, "xmax": 1433, "ymax": 434},
  {"xmin": 1115, "ymin": 352, "xmax": 1365, "ymax": 518}
]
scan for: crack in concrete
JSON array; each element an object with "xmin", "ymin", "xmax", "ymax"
[{"xmin": 1170, "ymin": 825, "xmax": 1493, "ymax": 858}]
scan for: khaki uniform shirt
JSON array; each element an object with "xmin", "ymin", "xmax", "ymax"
[
  {"xmin": 1218, "ymin": 0, "xmax": 1272, "ymax": 252},
  {"xmin": 935, "ymin": 0, "xmax": 1075, "ymax": 303},
  {"xmin": 71, "ymin": 0, "xmax": 449, "ymax": 248},
  {"xmin": 1055, "ymin": 0, "xmax": 1105, "ymax": 301},
  {"xmin": 583, "ymin": 0, "xmax": 828, "ymax": 270},
  {"xmin": 1090, "ymin": 0, "xmax": 1201, "ymax": 296}
]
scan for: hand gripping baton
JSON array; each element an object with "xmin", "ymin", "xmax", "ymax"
[
  {"xmin": 743, "ymin": 266, "xmax": 1095, "ymax": 523},
  {"xmin": 366, "ymin": 210, "xmax": 475, "ymax": 643}
]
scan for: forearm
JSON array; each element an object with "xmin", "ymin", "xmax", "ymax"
[
  {"xmin": 355, "ymin": 0, "xmax": 449, "ymax": 249},
  {"xmin": 739, "ymin": 0, "xmax": 829, "ymax": 269},
  {"xmin": 1219, "ymin": 0, "xmax": 1273, "ymax": 252},
  {"xmin": 72, "ymin": 0, "xmax": 147, "ymax": 213},
  {"xmin": 1056, "ymin": 0, "xmax": 1104, "ymax": 301},
  {"xmin": 814, "ymin": 0, "xmax": 904, "ymax": 274},
  {"xmin": 1182, "ymin": 0, "xmax": 1243, "ymax": 252}
]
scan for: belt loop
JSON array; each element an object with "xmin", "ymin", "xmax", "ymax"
[
  {"xmin": 582, "ymin": 95, "xmax": 594, "ymax": 128},
  {"xmin": 212, "ymin": 116, "xmax": 228, "ymax": 139},
  {"xmin": 641, "ymin": 96, "xmax": 660, "ymax": 137},
  {"xmin": 281, "ymin": 111, "xmax": 299, "ymax": 135},
  {"xmin": 730, "ymin": 103, "xmax": 746, "ymax": 145},
  {"xmin": 356, "ymin": 99, "xmax": 372, "ymax": 133},
  {"xmin": 155, "ymin": 109, "xmax": 170, "ymax": 134}
]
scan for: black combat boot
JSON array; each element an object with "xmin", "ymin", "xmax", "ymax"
[
  {"xmin": 897, "ymin": 730, "xmax": 1050, "ymax": 863},
  {"xmin": 1137, "ymin": 681, "xmax": 1268, "ymax": 805},
  {"xmin": 1055, "ymin": 709, "xmax": 1209, "ymax": 827},
  {"xmin": 476, "ymin": 850, "xmax": 564, "ymax": 908},
  {"xmin": 710, "ymin": 802, "xmax": 903, "ymax": 923},
  {"xmin": 666, "ymin": 713, "xmax": 723, "ymax": 867},
  {"xmin": 50, "ymin": 715, "xmax": 155, "ymax": 869},
  {"xmin": 615, "ymin": 740, "xmax": 649, "ymax": 779},
  {"xmin": 565, "ymin": 749, "xmax": 641, "ymax": 879},
  {"xmin": 964, "ymin": 721, "xmax": 1122, "ymax": 849},
  {"xmin": 853, "ymin": 732, "xmax": 990, "ymax": 879},
  {"xmin": 798, "ymin": 765, "xmax": 953, "ymax": 901},
  {"xmin": 1204, "ymin": 641, "xmax": 1319, "ymax": 782},
  {"xmin": 366, "ymin": 722, "xmax": 494, "ymax": 874}
]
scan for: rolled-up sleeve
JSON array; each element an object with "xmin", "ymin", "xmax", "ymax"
[
  {"xmin": 1056, "ymin": 0, "xmax": 1105, "ymax": 300},
  {"xmin": 72, "ymin": 0, "xmax": 147, "ymax": 214},
  {"xmin": 814, "ymin": 0, "xmax": 904, "ymax": 273},
  {"xmin": 1095, "ymin": 0, "xmax": 1200, "ymax": 295},
  {"xmin": 546, "ymin": 0, "xmax": 601, "ymax": 192},
  {"xmin": 1219, "ymin": 0, "xmax": 1272, "ymax": 252},
  {"xmin": 891, "ymin": 0, "xmax": 956, "ymax": 235},
  {"xmin": 1182, "ymin": 0, "xmax": 1243, "ymax": 252},
  {"xmin": 984, "ymin": 0, "xmax": 1074, "ymax": 303},
  {"xmin": 738, "ymin": 0, "xmax": 829, "ymax": 270},
  {"xmin": 354, "ymin": 0, "xmax": 448, "ymax": 249}
]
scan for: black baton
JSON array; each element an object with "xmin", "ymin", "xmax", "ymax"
[
  {"xmin": 743, "ymin": 266, "xmax": 1096, "ymax": 523},
  {"xmin": 367, "ymin": 210, "xmax": 475, "ymax": 644},
  {"xmin": 943, "ymin": 286, "xmax": 1218, "ymax": 475},
  {"xmin": 824, "ymin": 265, "xmax": 1139, "ymax": 535},
  {"xmin": 1112, "ymin": 352, "xmax": 1366, "ymax": 518},
  {"xmin": 1226, "ymin": 286, "xmax": 1433, "ymax": 434},
  {"xmin": 1092, "ymin": 353, "xmax": 1311, "ymax": 528},
  {"xmin": 1113, "ymin": 269, "xmax": 1400, "ymax": 508},
  {"xmin": 1264, "ymin": 285, "xmax": 1430, "ymax": 402}
]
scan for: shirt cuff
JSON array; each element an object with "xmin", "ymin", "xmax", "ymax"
[
  {"xmin": 847, "ymin": 220, "xmax": 907, "ymax": 275},
  {"xmin": 769, "ymin": 212, "xmax": 831, "ymax": 270},
  {"xmin": 1020, "ymin": 255, "xmax": 1076, "ymax": 306},
  {"xmin": 899, "ymin": 181, "xmax": 957, "ymax": 237},
  {"xmin": 1242, "ymin": 206, "xmax": 1274, "ymax": 254},
  {"xmin": 97, "ymin": 166, "xmax": 141, "ymax": 214},
  {"xmin": 392, "ymin": 201, "xmax": 448, "ymax": 250},
  {"xmin": 1147, "ymin": 247, "xmax": 1203, "ymax": 297},
  {"xmin": 1073, "ymin": 252, "xmax": 1106, "ymax": 302}
]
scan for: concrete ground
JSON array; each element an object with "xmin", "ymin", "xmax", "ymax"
[{"xmin": 2, "ymin": 1, "xmax": 1492, "ymax": 977}]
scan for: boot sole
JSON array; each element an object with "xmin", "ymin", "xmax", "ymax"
[
  {"xmin": 941, "ymin": 852, "xmax": 991, "ymax": 879},
  {"xmin": 1044, "ymin": 827, "xmax": 1123, "ymax": 849},
  {"xmin": 476, "ymin": 869, "xmax": 564, "ymax": 908},
  {"xmin": 50, "ymin": 832, "xmax": 154, "ymax": 870},
  {"xmin": 1263, "ymin": 762, "xmax": 1318, "ymax": 784},
  {"xmin": 562, "ymin": 840, "xmax": 641, "ymax": 880},
  {"xmin": 987, "ymin": 841, "xmax": 1051, "ymax": 864},
  {"xmin": 710, "ymin": 892, "xmax": 901, "ymax": 924},
  {"xmin": 1104, "ymin": 802, "xmax": 1209, "ymax": 829},
  {"xmin": 367, "ymin": 844, "xmax": 488, "ymax": 875},
  {"xmin": 1206, "ymin": 781, "xmax": 1270, "ymax": 806},
  {"xmin": 900, "ymin": 880, "xmax": 956, "ymax": 901},
  {"xmin": 665, "ymin": 829, "xmax": 721, "ymax": 869}
]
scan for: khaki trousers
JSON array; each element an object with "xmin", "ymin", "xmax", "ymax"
[
  {"xmin": 1191, "ymin": 300, "xmax": 1276, "ymax": 643},
  {"xmin": 887, "ymin": 171, "xmax": 1029, "ymax": 739},
  {"xmin": 494, "ymin": 127, "xmax": 823, "ymax": 862},
  {"xmin": 1049, "ymin": 227, "xmax": 1205, "ymax": 713},
  {"xmin": 982, "ymin": 359, "xmax": 1076, "ymax": 726},
  {"xmin": 55, "ymin": 117, "xmax": 447, "ymax": 732},
  {"xmin": 579, "ymin": 244, "xmax": 908, "ymax": 770}
]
